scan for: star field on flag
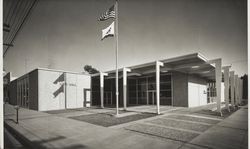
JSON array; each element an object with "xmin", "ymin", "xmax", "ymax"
[{"xmin": 98, "ymin": 5, "xmax": 115, "ymax": 21}]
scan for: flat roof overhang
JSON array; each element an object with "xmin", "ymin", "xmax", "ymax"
[{"xmin": 93, "ymin": 53, "xmax": 216, "ymax": 81}]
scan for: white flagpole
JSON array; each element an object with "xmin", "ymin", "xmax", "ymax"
[{"xmin": 115, "ymin": 0, "xmax": 119, "ymax": 115}]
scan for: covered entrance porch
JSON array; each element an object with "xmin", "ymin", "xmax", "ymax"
[
  {"xmin": 91, "ymin": 53, "xmax": 219, "ymax": 114},
  {"xmin": 91, "ymin": 72, "xmax": 173, "ymax": 107}
]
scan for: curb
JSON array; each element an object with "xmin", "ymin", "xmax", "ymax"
[{"xmin": 4, "ymin": 121, "xmax": 46, "ymax": 149}]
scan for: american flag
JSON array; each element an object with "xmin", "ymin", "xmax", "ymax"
[{"xmin": 98, "ymin": 5, "xmax": 115, "ymax": 21}]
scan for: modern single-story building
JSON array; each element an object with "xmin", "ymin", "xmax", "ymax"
[
  {"xmin": 4, "ymin": 68, "xmax": 91, "ymax": 111},
  {"xmin": 4, "ymin": 53, "xmax": 243, "ymax": 112},
  {"xmin": 91, "ymin": 53, "xmax": 219, "ymax": 109}
]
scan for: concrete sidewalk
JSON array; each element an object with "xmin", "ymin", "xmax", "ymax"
[
  {"xmin": 4, "ymin": 104, "xmax": 182, "ymax": 149},
  {"xmin": 4, "ymin": 104, "xmax": 248, "ymax": 149},
  {"xmin": 180, "ymin": 105, "xmax": 248, "ymax": 149}
]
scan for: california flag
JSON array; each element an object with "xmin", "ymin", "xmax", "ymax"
[{"xmin": 102, "ymin": 21, "xmax": 114, "ymax": 40}]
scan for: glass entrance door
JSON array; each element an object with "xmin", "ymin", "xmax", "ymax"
[
  {"xmin": 148, "ymin": 90, "xmax": 156, "ymax": 105},
  {"xmin": 104, "ymin": 91, "xmax": 112, "ymax": 106}
]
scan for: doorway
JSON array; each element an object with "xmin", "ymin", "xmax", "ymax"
[
  {"xmin": 84, "ymin": 89, "xmax": 91, "ymax": 107},
  {"xmin": 104, "ymin": 91, "xmax": 113, "ymax": 106},
  {"xmin": 148, "ymin": 90, "xmax": 156, "ymax": 105}
]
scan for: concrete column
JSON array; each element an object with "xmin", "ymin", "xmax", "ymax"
[
  {"xmin": 24, "ymin": 78, "xmax": 27, "ymax": 108},
  {"xmin": 237, "ymin": 77, "xmax": 241, "ymax": 105},
  {"xmin": 222, "ymin": 66, "xmax": 231, "ymax": 112},
  {"xmin": 100, "ymin": 72, "xmax": 108, "ymax": 108},
  {"xmin": 237, "ymin": 77, "xmax": 240, "ymax": 105},
  {"xmin": 123, "ymin": 68, "xmax": 131, "ymax": 110},
  {"xmin": 209, "ymin": 59, "xmax": 222, "ymax": 113},
  {"xmin": 229, "ymin": 71, "xmax": 235, "ymax": 106},
  {"xmin": 234, "ymin": 75, "xmax": 239, "ymax": 105},
  {"xmin": 239, "ymin": 77, "xmax": 242, "ymax": 105},
  {"xmin": 239, "ymin": 79, "xmax": 243, "ymax": 104},
  {"xmin": 215, "ymin": 59, "xmax": 222, "ymax": 113},
  {"xmin": 136, "ymin": 79, "xmax": 138, "ymax": 105},
  {"xmin": 156, "ymin": 61, "xmax": 164, "ymax": 115}
]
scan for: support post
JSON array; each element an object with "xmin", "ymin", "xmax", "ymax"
[
  {"xmin": 239, "ymin": 79, "xmax": 243, "ymax": 105},
  {"xmin": 123, "ymin": 68, "xmax": 131, "ymax": 110},
  {"xmin": 64, "ymin": 73, "xmax": 67, "ymax": 109},
  {"xmin": 237, "ymin": 77, "xmax": 241, "ymax": 105},
  {"xmin": 14, "ymin": 106, "xmax": 19, "ymax": 124},
  {"xmin": 156, "ymin": 61, "xmax": 164, "ymax": 115},
  {"xmin": 222, "ymin": 66, "xmax": 231, "ymax": 112},
  {"xmin": 215, "ymin": 59, "xmax": 222, "ymax": 113},
  {"xmin": 209, "ymin": 59, "xmax": 222, "ymax": 114},
  {"xmin": 234, "ymin": 75, "xmax": 239, "ymax": 106},
  {"xmin": 238, "ymin": 77, "xmax": 240, "ymax": 105},
  {"xmin": 136, "ymin": 79, "xmax": 138, "ymax": 105},
  {"xmin": 230, "ymin": 71, "xmax": 235, "ymax": 107},
  {"xmin": 146, "ymin": 77, "xmax": 148, "ymax": 105},
  {"xmin": 100, "ymin": 72, "xmax": 108, "ymax": 108},
  {"xmin": 237, "ymin": 77, "xmax": 240, "ymax": 105}
]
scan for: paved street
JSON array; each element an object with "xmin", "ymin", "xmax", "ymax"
[{"xmin": 4, "ymin": 103, "xmax": 248, "ymax": 149}]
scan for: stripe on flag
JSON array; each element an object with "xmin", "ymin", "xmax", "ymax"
[{"xmin": 98, "ymin": 5, "xmax": 115, "ymax": 21}]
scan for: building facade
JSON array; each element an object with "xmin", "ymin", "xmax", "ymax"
[
  {"xmin": 4, "ymin": 53, "xmax": 244, "ymax": 111},
  {"xmin": 5, "ymin": 68, "xmax": 91, "ymax": 111}
]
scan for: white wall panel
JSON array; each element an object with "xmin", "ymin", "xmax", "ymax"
[
  {"xmin": 188, "ymin": 83, "xmax": 199, "ymax": 107},
  {"xmin": 66, "ymin": 73, "xmax": 91, "ymax": 109},
  {"xmin": 65, "ymin": 73, "xmax": 77, "ymax": 109},
  {"xmin": 38, "ymin": 70, "xmax": 65, "ymax": 111},
  {"xmin": 221, "ymin": 82, "xmax": 225, "ymax": 102},
  {"xmin": 38, "ymin": 70, "xmax": 91, "ymax": 111},
  {"xmin": 199, "ymin": 85, "xmax": 207, "ymax": 106},
  {"xmin": 188, "ymin": 82, "xmax": 207, "ymax": 107},
  {"xmin": 76, "ymin": 74, "xmax": 91, "ymax": 108}
]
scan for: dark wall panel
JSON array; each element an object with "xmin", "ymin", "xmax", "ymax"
[
  {"xmin": 91, "ymin": 77, "xmax": 100, "ymax": 106},
  {"xmin": 172, "ymin": 72, "xmax": 188, "ymax": 107},
  {"xmin": 29, "ymin": 70, "xmax": 39, "ymax": 110},
  {"xmin": 9, "ymin": 80, "xmax": 17, "ymax": 105}
]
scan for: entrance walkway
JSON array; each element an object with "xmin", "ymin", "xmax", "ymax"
[
  {"xmin": 125, "ymin": 103, "xmax": 220, "ymax": 114},
  {"xmin": 180, "ymin": 105, "xmax": 248, "ymax": 149},
  {"xmin": 4, "ymin": 104, "xmax": 248, "ymax": 149},
  {"xmin": 122, "ymin": 105, "xmax": 248, "ymax": 149},
  {"xmin": 126, "ymin": 105, "xmax": 183, "ymax": 114},
  {"xmin": 4, "ymin": 104, "xmax": 182, "ymax": 149}
]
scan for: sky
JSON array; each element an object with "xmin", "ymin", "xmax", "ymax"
[{"xmin": 3, "ymin": 0, "xmax": 247, "ymax": 77}]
